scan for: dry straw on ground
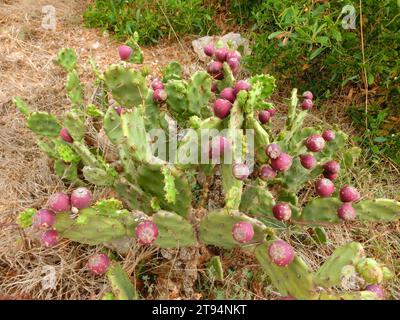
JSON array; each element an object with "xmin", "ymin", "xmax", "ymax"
[{"xmin": 0, "ymin": 0, "xmax": 399, "ymax": 300}]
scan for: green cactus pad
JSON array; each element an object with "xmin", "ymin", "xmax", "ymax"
[
  {"xmin": 17, "ymin": 208, "xmax": 36, "ymax": 228},
  {"xmin": 239, "ymin": 182, "xmax": 275, "ymax": 217},
  {"xmin": 63, "ymin": 109, "xmax": 85, "ymax": 141},
  {"xmin": 27, "ymin": 112, "xmax": 61, "ymax": 137},
  {"xmin": 187, "ymin": 71, "xmax": 212, "ymax": 116},
  {"xmin": 37, "ymin": 140, "xmax": 59, "ymax": 159},
  {"xmin": 66, "ymin": 70, "xmax": 83, "ymax": 105},
  {"xmin": 13, "ymin": 96, "xmax": 30, "ymax": 117},
  {"xmin": 299, "ymin": 197, "xmax": 342, "ymax": 224},
  {"xmin": 356, "ymin": 258, "xmax": 383, "ymax": 284},
  {"xmin": 207, "ymin": 256, "xmax": 224, "ymax": 281},
  {"xmin": 354, "ymin": 199, "xmax": 400, "ymax": 221},
  {"xmin": 103, "ymin": 105, "xmax": 123, "ymax": 144},
  {"xmin": 54, "ymin": 48, "xmax": 77, "ymax": 72},
  {"xmin": 319, "ymin": 291, "xmax": 378, "ymax": 300},
  {"xmin": 163, "ymin": 61, "xmax": 181, "ymax": 82},
  {"xmin": 54, "ymin": 160, "xmax": 83, "ymax": 185},
  {"xmin": 114, "ymin": 180, "xmax": 153, "ymax": 213},
  {"xmin": 56, "ymin": 143, "xmax": 80, "ymax": 163},
  {"xmin": 82, "ymin": 166, "xmax": 116, "ymax": 186},
  {"xmin": 107, "ymin": 263, "xmax": 138, "ymax": 300},
  {"xmin": 282, "ymin": 157, "xmax": 323, "ymax": 192}
]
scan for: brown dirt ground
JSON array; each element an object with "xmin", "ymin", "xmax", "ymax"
[{"xmin": 0, "ymin": 0, "xmax": 399, "ymax": 300}]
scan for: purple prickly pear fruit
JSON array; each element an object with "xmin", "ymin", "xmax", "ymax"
[
  {"xmin": 302, "ymin": 91, "xmax": 313, "ymax": 100},
  {"xmin": 59, "ymin": 128, "xmax": 73, "ymax": 143},
  {"xmin": 153, "ymin": 89, "xmax": 167, "ymax": 103},
  {"xmin": 339, "ymin": 186, "xmax": 360, "ymax": 203},
  {"xmin": 213, "ymin": 98, "xmax": 232, "ymax": 119},
  {"xmin": 220, "ymin": 87, "xmax": 236, "ymax": 103},
  {"xmin": 232, "ymin": 163, "xmax": 250, "ymax": 180},
  {"xmin": 299, "ymin": 154, "xmax": 317, "ymax": 169},
  {"xmin": 151, "ymin": 79, "xmax": 164, "ymax": 91},
  {"xmin": 323, "ymin": 171, "xmax": 338, "ymax": 181},
  {"xmin": 232, "ymin": 221, "xmax": 254, "ymax": 243},
  {"xmin": 209, "ymin": 136, "xmax": 231, "ymax": 160},
  {"xmin": 268, "ymin": 240, "xmax": 294, "ymax": 267},
  {"xmin": 226, "ymin": 50, "xmax": 242, "ymax": 61},
  {"xmin": 365, "ymin": 285, "xmax": 385, "ymax": 300},
  {"xmin": 41, "ymin": 230, "xmax": 59, "ymax": 248},
  {"xmin": 214, "ymin": 47, "xmax": 229, "ymax": 62},
  {"xmin": 33, "ymin": 209, "xmax": 56, "ymax": 229},
  {"xmin": 118, "ymin": 45, "xmax": 132, "ymax": 61},
  {"xmin": 265, "ymin": 143, "xmax": 281, "ymax": 160},
  {"xmin": 233, "ymin": 80, "xmax": 251, "ymax": 95},
  {"xmin": 258, "ymin": 110, "xmax": 271, "ymax": 124},
  {"xmin": 322, "ymin": 130, "xmax": 335, "ymax": 142},
  {"xmin": 135, "ymin": 221, "xmax": 159, "ymax": 245},
  {"xmin": 87, "ymin": 253, "xmax": 111, "ymax": 276},
  {"xmin": 203, "ymin": 43, "xmax": 215, "ymax": 57},
  {"xmin": 323, "ymin": 160, "xmax": 340, "ymax": 174},
  {"xmin": 271, "ymin": 153, "xmax": 293, "ymax": 172},
  {"xmin": 71, "ymin": 187, "xmax": 93, "ymax": 210},
  {"xmin": 114, "ymin": 106, "xmax": 123, "ymax": 116},
  {"xmin": 301, "ymin": 99, "xmax": 313, "ymax": 110},
  {"xmin": 259, "ymin": 165, "xmax": 277, "ymax": 181},
  {"xmin": 315, "ymin": 178, "xmax": 335, "ymax": 197},
  {"xmin": 268, "ymin": 108, "xmax": 277, "ymax": 117},
  {"xmin": 272, "ymin": 203, "xmax": 292, "ymax": 221},
  {"xmin": 48, "ymin": 192, "xmax": 71, "ymax": 213},
  {"xmin": 207, "ymin": 60, "xmax": 223, "ymax": 75},
  {"xmin": 227, "ymin": 57, "xmax": 240, "ymax": 74},
  {"xmin": 337, "ymin": 203, "xmax": 356, "ymax": 221},
  {"xmin": 305, "ymin": 134, "xmax": 326, "ymax": 152},
  {"xmin": 211, "ymin": 82, "xmax": 218, "ymax": 93}
]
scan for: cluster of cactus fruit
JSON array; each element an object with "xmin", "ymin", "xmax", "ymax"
[{"xmin": 14, "ymin": 38, "xmax": 400, "ymax": 300}]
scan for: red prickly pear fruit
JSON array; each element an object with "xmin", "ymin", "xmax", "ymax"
[
  {"xmin": 227, "ymin": 57, "xmax": 240, "ymax": 74},
  {"xmin": 268, "ymin": 108, "xmax": 277, "ymax": 117},
  {"xmin": 339, "ymin": 185, "xmax": 360, "ymax": 203},
  {"xmin": 365, "ymin": 285, "xmax": 385, "ymax": 300},
  {"xmin": 48, "ymin": 192, "xmax": 71, "ymax": 213},
  {"xmin": 220, "ymin": 87, "xmax": 236, "ymax": 103},
  {"xmin": 315, "ymin": 178, "xmax": 335, "ymax": 197},
  {"xmin": 322, "ymin": 130, "xmax": 335, "ymax": 142},
  {"xmin": 203, "ymin": 43, "xmax": 215, "ymax": 57},
  {"xmin": 268, "ymin": 240, "xmax": 294, "ymax": 267},
  {"xmin": 135, "ymin": 221, "xmax": 159, "ymax": 245},
  {"xmin": 71, "ymin": 187, "xmax": 93, "ymax": 210},
  {"xmin": 213, "ymin": 98, "xmax": 232, "ymax": 119},
  {"xmin": 258, "ymin": 110, "xmax": 271, "ymax": 124},
  {"xmin": 209, "ymin": 136, "xmax": 231, "ymax": 160},
  {"xmin": 33, "ymin": 209, "xmax": 56, "ymax": 229},
  {"xmin": 259, "ymin": 165, "xmax": 277, "ymax": 181},
  {"xmin": 272, "ymin": 203, "xmax": 292, "ymax": 221},
  {"xmin": 271, "ymin": 153, "xmax": 293, "ymax": 172},
  {"xmin": 207, "ymin": 61, "xmax": 223, "ymax": 75},
  {"xmin": 265, "ymin": 143, "xmax": 281, "ymax": 160},
  {"xmin": 305, "ymin": 134, "xmax": 326, "ymax": 152},
  {"xmin": 299, "ymin": 154, "xmax": 317, "ymax": 169},
  {"xmin": 153, "ymin": 89, "xmax": 167, "ymax": 103},
  {"xmin": 323, "ymin": 160, "xmax": 340, "ymax": 174},
  {"xmin": 231, "ymin": 221, "xmax": 254, "ymax": 243},
  {"xmin": 114, "ymin": 106, "xmax": 123, "ymax": 116},
  {"xmin": 214, "ymin": 47, "xmax": 229, "ymax": 62},
  {"xmin": 302, "ymin": 91, "xmax": 313, "ymax": 100},
  {"xmin": 233, "ymin": 80, "xmax": 251, "ymax": 95},
  {"xmin": 226, "ymin": 50, "xmax": 242, "ymax": 61},
  {"xmin": 323, "ymin": 171, "xmax": 338, "ymax": 181},
  {"xmin": 211, "ymin": 82, "xmax": 218, "ymax": 93},
  {"xmin": 151, "ymin": 79, "xmax": 164, "ymax": 91},
  {"xmin": 232, "ymin": 163, "xmax": 250, "ymax": 180},
  {"xmin": 87, "ymin": 253, "xmax": 111, "ymax": 276},
  {"xmin": 41, "ymin": 230, "xmax": 59, "ymax": 248},
  {"xmin": 59, "ymin": 128, "xmax": 73, "ymax": 143},
  {"xmin": 301, "ymin": 99, "xmax": 313, "ymax": 110},
  {"xmin": 118, "ymin": 45, "xmax": 132, "ymax": 61},
  {"xmin": 337, "ymin": 203, "xmax": 356, "ymax": 221}
]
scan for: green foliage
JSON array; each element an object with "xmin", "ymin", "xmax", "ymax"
[{"xmin": 17, "ymin": 208, "xmax": 36, "ymax": 228}]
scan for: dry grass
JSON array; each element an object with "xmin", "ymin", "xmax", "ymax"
[{"xmin": 0, "ymin": 0, "xmax": 399, "ymax": 300}]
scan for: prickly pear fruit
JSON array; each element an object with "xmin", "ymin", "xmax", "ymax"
[
  {"xmin": 203, "ymin": 43, "xmax": 215, "ymax": 57},
  {"xmin": 232, "ymin": 163, "xmax": 250, "ymax": 180},
  {"xmin": 272, "ymin": 203, "xmax": 292, "ymax": 221},
  {"xmin": 271, "ymin": 153, "xmax": 293, "ymax": 172},
  {"xmin": 220, "ymin": 87, "xmax": 236, "ymax": 103},
  {"xmin": 356, "ymin": 258, "xmax": 383, "ymax": 284},
  {"xmin": 213, "ymin": 98, "xmax": 232, "ymax": 119},
  {"xmin": 268, "ymin": 108, "xmax": 277, "ymax": 117},
  {"xmin": 265, "ymin": 143, "xmax": 281, "ymax": 160},
  {"xmin": 48, "ymin": 192, "xmax": 71, "ymax": 213},
  {"xmin": 323, "ymin": 171, "xmax": 338, "ymax": 181},
  {"xmin": 153, "ymin": 89, "xmax": 167, "ymax": 103},
  {"xmin": 211, "ymin": 82, "xmax": 218, "ymax": 93},
  {"xmin": 233, "ymin": 80, "xmax": 251, "ymax": 95},
  {"xmin": 339, "ymin": 186, "xmax": 360, "ymax": 203},
  {"xmin": 33, "ymin": 209, "xmax": 56, "ymax": 229},
  {"xmin": 227, "ymin": 50, "xmax": 241, "ymax": 62},
  {"xmin": 365, "ymin": 285, "xmax": 385, "ymax": 300},
  {"xmin": 41, "ymin": 230, "xmax": 59, "ymax": 247},
  {"xmin": 151, "ymin": 79, "xmax": 164, "ymax": 91},
  {"xmin": 135, "ymin": 221, "xmax": 159, "ymax": 245},
  {"xmin": 114, "ymin": 106, "xmax": 123, "ymax": 116},
  {"xmin": 118, "ymin": 45, "xmax": 132, "ymax": 61},
  {"xmin": 215, "ymin": 47, "xmax": 228, "ymax": 62},
  {"xmin": 227, "ymin": 57, "xmax": 240, "ymax": 74},
  {"xmin": 87, "ymin": 253, "xmax": 111, "ymax": 276},
  {"xmin": 315, "ymin": 178, "xmax": 335, "ymax": 197},
  {"xmin": 302, "ymin": 91, "xmax": 313, "ymax": 100},
  {"xmin": 322, "ymin": 130, "xmax": 335, "ymax": 142},
  {"xmin": 268, "ymin": 240, "xmax": 294, "ymax": 267},
  {"xmin": 232, "ymin": 221, "xmax": 254, "ymax": 244},
  {"xmin": 209, "ymin": 136, "xmax": 231, "ymax": 160},
  {"xmin": 337, "ymin": 203, "xmax": 356, "ymax": 221},
  {"xmin": 71, "ymin": 187, "xmax": 93, "ymax": 209},
  {"xmin": 305, "ymin": 134, "xmax": 326, "ymax": 152},
  {"xmin": 260, "ymin": 165, "xmax": 277, "ymax": 181},
  {"xmin": 323, "ymin": 161, "xmax": 340, "ymax": 174},
  {"xmin": 207, "ymin": 61, "xmax": 223, "ymax": 78},
  {"xmin": 300, "ymin": 154, "xmax": 317, "ymax": 169},
  {"xmin": 59, "ymin": 128, "xmax": 73, "ymax": 143},
  {"xmin": 301, "ymin": 99, "xmax": 313, "ymax": 110},
  {"xmin": 258, "ymin": 110, "xmax": 271, "ymax": 124}
]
